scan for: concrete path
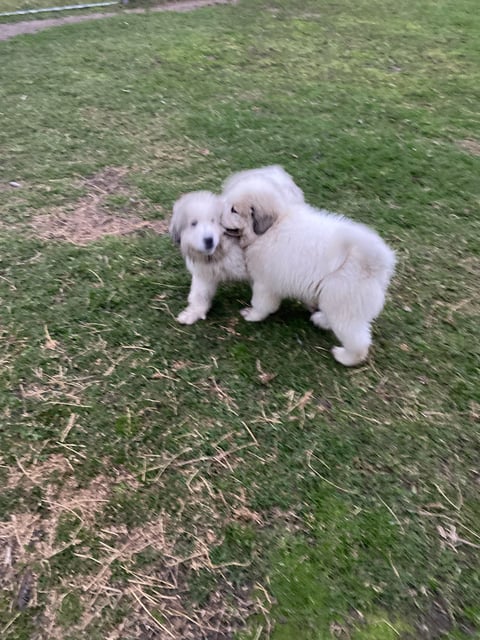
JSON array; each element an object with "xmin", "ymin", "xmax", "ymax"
[{"xmin": 0, "ymin": 0, "xmax": 235, "ymax": 41}]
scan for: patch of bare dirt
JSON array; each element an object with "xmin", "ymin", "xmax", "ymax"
[
  {"xmin": 19, "ymin": 364, "xmax": 96, "ymax": 408},
  {"xmin": 457, "ymin": 138, "xmax": 480, "ymax": 156},
  {"xmin": 0, "ymin": 0, "xmax": 236, "ymax": 42},
  {"xmin": 404, "ymin": 597, "xmax": 478, "ymax": 639},
  {"xmin": 6, "ymin": 452, "xmax": 73, "ymax": 489},
  {"xmin": 30, "ymin": 167, "xmax": 168, "ymax": 245}
]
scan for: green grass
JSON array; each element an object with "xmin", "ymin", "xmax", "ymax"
[{"xmin": 0, "ymin": 0, "xmax": 479, "ymax": 638}]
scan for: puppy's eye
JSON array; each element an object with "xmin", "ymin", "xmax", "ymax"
[
  {"xmin": 250, "ymin": 206, "xmax": 256, "ymax": 217},
  {"xmin": 231, "ymin": 206, "xmax": 238, "ymax": 214},
  {"xmin": 191, "ymin": 221, "xmax": 198, "ymax": 227}
]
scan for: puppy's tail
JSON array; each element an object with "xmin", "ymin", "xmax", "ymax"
[{"xmin": 346, "ymin": 224, "xmax": 396, "ymax": 289}]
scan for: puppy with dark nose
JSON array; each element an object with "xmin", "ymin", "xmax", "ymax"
[{"xmin": 169, "ymin": 191, "xmax": 248, "ymax": 324}]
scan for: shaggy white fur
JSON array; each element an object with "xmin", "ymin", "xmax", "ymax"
[
  {"xmin": 169, "ymin": 191, "xmax": 247, "ymax": 324},
  {"xmin": 222, "ymin": 180, "xmax": 396, "ymax": 366},
  {"xmin": 169, "ymin": 166, "xmax": 305, "ymax": 325},
  {"xmin": 223, "ymin": 164, "xmax": 305, "ymax": 205}
]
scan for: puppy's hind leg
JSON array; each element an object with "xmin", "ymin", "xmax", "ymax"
[
  {"xmin": 177, "ymin": 274, "xmax": 217, "ymax": 325},
  {"xmin": 330, "ymin": 322, "xmax": 371, "ymax": 366},
  {"xmin": 318, "ymin": 273, "xmax": 377, "ymax": 366},
  {"xmin": 241, "ymin": 281, "xmax": 281, "ymax": 322}
]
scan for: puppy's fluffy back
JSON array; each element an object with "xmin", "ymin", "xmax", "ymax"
[
  {"xmin": 247, "ymin": 203, "xmax": 395, "ymax": 297},
  {"xmin": 223, "ymin": 165, "xmax": 304, "ymax": 204}
]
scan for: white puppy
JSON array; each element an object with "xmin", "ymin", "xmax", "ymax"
[
  {"xmin": 169, "ymin": 191, "xmax": 248, "ymax": 324},
  {"xmin": 223, "ymin": 165, "xmax": 305, "ymax": 205},
  {"xmin": 222, "ymin": 182, "xmax": 396, "ymax": 366},
  {"xmin": 169, "ymin": 167, "xmax": 304, "ymax": 325}
]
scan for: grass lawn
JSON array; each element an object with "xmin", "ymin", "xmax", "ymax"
[{"xmin": 0, "ymin": 0, "xmax": 479, "ymax": 638}]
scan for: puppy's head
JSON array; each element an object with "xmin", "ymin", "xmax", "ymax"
[
  {"xmin": 169, "ymin": 191, "xmax": 224, "ymax": 257},
  {"xmin": 221, "ymin": 178, "xmax": 284, "ymax": 246}
]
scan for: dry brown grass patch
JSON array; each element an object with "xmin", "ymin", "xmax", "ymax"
[
  {"xmin": 0, "ymin": 452, "xmax": 269, "ymax": 639},
  {"xmin": 457, "ymin": 138, "xmax": 480, "ymax": 156},
  {"xmin": 6, "ymin": 453, "xmax": 73, "ymax": 490},
  {"xmin": 19, "ymin": 365, "xmax": 95, "ymax": 409},
  {"xmin": 30, "ymin": 167, "xmax": 168, "ymax": 245}
]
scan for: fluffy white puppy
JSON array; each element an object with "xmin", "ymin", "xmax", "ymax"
[
  {"xmin": 169, "ymin": 167, "xmax": 304, "ymax": 325},
  {"xmin": 223, "ymin": 164, "xmax": 305, "ymax": 205},
  {"xmin": 222, "ymin": 182, "xmax": 396, "ymax": 366},
  {"xmin": 169, "ymin": 191, "xmax": 248, "ymax": 324}
]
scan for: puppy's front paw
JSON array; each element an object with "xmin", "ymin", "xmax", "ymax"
[
  {"xmin": 240, "ymin": 307, "xmax": 265, "ymax": 322},
  {"xmin": 177, "ymin": 307, "xmax": 206, "ymax": 325},
  {"xmin": 331, "ymin": 346, "xmax": 366, "ymax": 367}
]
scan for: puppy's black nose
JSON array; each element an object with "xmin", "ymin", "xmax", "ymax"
[{"xmin": 204, "ymin": 237, "xmax": 214, "ymax": 250}]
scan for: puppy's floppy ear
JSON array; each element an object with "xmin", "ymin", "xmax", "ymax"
[
  {"xmin": 251, "ymin": 205, "xmax": 275, "ymax": 235},
  {"xmin": 169, "ymin": 201, "xmax": 184, "ymax": 245},
  {"xmin": 169, "ymin": 222, "xmax": 181, "ymax": 245}
]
